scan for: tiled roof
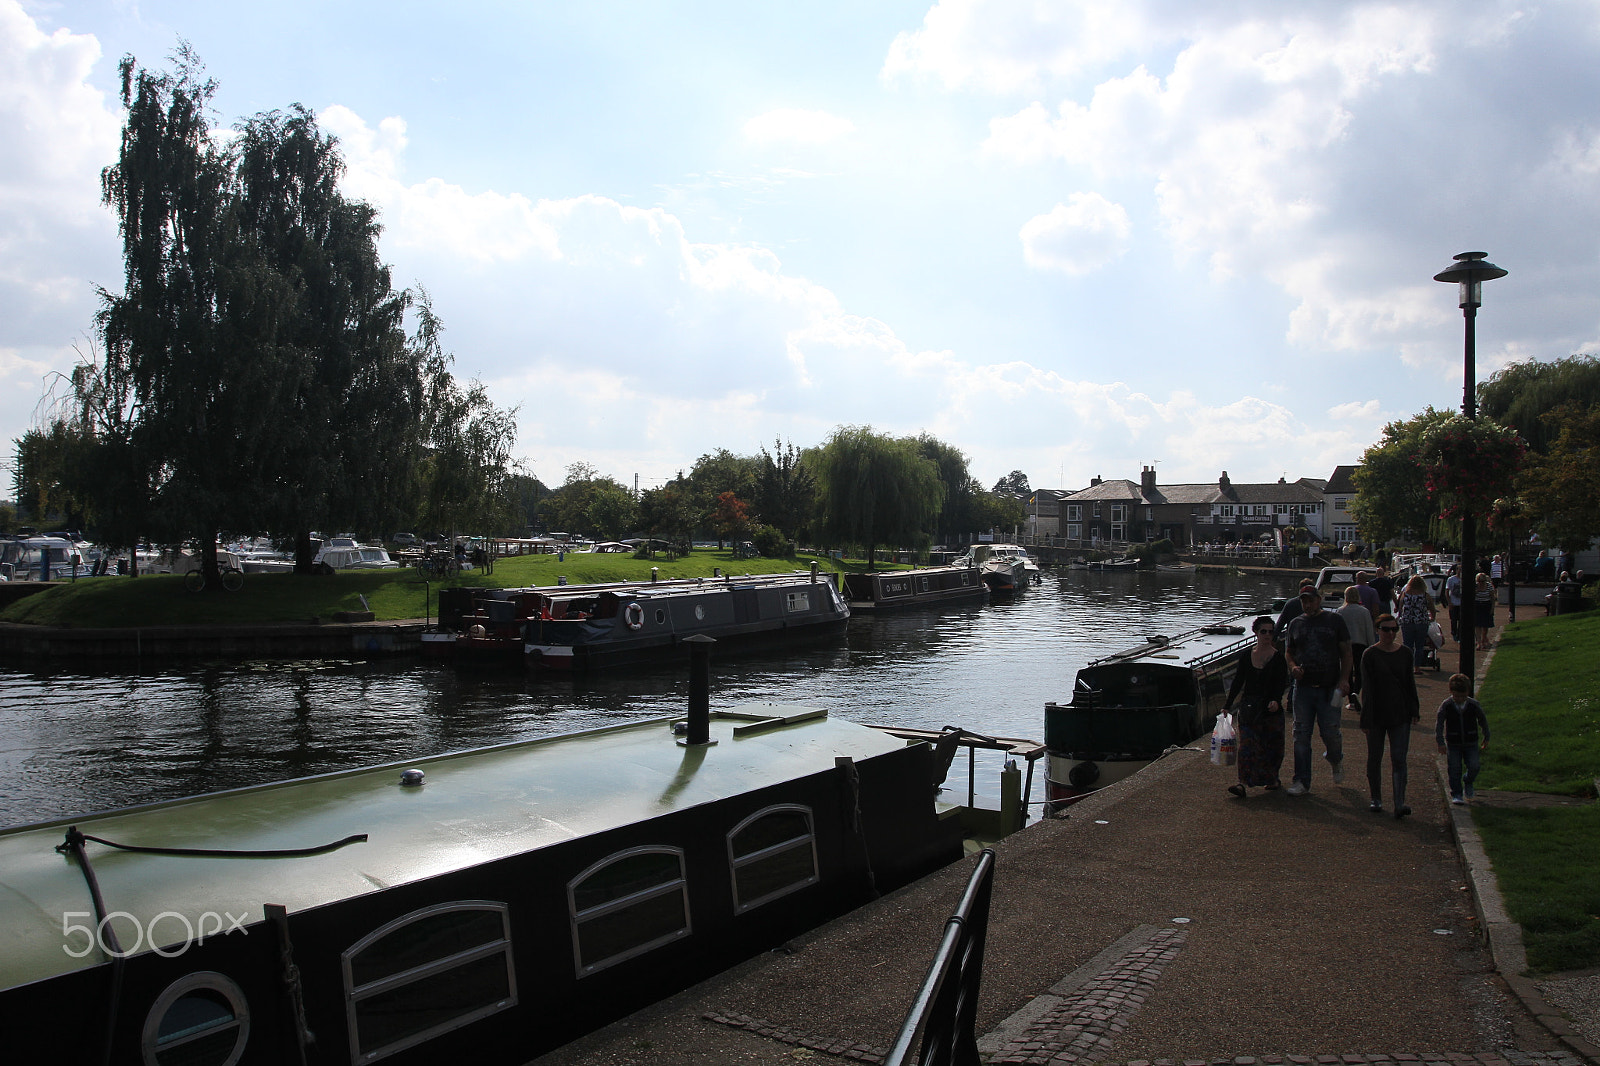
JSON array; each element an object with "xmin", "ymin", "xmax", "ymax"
[{"xmin": 1324, "ymin": 464, "xmax": 1359, "ymax": 493}]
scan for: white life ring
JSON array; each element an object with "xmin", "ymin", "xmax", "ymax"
[{"xmin": 624, "ymin": 601, "xmax": 645, "ymax": 630}]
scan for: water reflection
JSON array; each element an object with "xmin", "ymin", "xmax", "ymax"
[{"xmin": 0, "ymin": 569, "xmax": 1288, "ymax": 827}]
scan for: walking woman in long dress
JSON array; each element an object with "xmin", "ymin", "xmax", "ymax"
[
  {"xmin": 1222, "ymin": 615, "xmax": 1289, "ymax": 798},
  {"xmin": 1360, "ymin": 612, "xmax": 1420, "ymax": 818}
]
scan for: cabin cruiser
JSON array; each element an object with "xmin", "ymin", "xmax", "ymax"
[{"xmin": 958, "ymin": 543, "xmax": 1041, "ymax": 591}]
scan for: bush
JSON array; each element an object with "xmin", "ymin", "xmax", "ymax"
[{"xmin": 751, "ymin": 524, "xmax": 792, "ymax": 558}]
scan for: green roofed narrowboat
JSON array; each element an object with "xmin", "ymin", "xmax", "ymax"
[
  {"xmin": 0, "ymin": 704, "xmax": 961, "ymax": 1065},
  {"xmin": 1044, "ymin": 619, "xmax": 1256, "ymax": 806}
]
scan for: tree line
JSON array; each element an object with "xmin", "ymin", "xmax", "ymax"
[
  {"xmin": 530, "ymin": 429, "xmax": 1027, "ymax": 565},
  {"xmin": 1350, "ymin": 354, "xmax": 1600, "ymax": 557},
  {"xmin": 11, "ymin": 48, "xmax": 519, "ymax": 582}
]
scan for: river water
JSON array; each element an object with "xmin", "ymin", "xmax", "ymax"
[{"xmin": 0, "ymin": 568, "xmax": 1289, "ymax": 829}]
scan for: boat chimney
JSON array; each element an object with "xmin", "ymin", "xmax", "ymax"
[
  {"xmin": 683, "ymin": 634, "xmax": 716, "ymax": 746},
  {"xmin": 651, "ymin": 567, "xmax": 659, "ymax": 583},
  {"xmin": 810, "ymin": 560, "xmax": 819, "ymax": 583}
]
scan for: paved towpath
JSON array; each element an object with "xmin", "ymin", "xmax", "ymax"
[{"xmin": 528, "ymin": 625, "xmax": 1597, "ymax": 1066}]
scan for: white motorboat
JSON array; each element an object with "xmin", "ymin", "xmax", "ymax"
[{"xmin": 958, "ymin": 543, "xmax": 1041, "ymax": 591}]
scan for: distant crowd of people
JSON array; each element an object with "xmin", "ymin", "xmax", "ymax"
[{"xmin": 1218, "ymin": 561, "xmax": 1498, "ymax": 815}]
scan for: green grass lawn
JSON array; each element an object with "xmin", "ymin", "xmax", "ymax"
[
  {"xmin": 1472, "ymin": 609, "xmax": 1600, "ymax": 973},
  {"xmin": 0, "ymin": 549, "xmax": 865, "ymax": 628}
]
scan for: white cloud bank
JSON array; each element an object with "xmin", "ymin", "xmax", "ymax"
[{"xmin": 897, "ymin": 0, "xmax": 1600, "ymax": 382}]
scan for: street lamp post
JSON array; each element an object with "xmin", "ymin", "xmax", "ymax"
[{"xmin": 1432, "ymin": 251, "xmax": 1508, "ymax": 688}]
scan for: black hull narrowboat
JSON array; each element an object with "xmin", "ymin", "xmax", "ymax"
[
  {"xmin": 0, "ymin": 705, "xmax": 961, "ymax": 1065},
  {"xmin": 1043, "ymin": 620, "xmax": 1254, "ymax": 806},
  {"xmin": 525, "ymin": 569, "xmax": 849, "ymax": 672},
  {"xmin": 842, "ymin": 564, "xmax": 987, "ymax": 612}
]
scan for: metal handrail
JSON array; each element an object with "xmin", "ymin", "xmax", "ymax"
[{"xmin": 883, "ymin": 849, "xmax": 996, "ymax": 1066}]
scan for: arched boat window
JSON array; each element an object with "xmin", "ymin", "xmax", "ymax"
[
  {"xmin": 568, "ymin": 846, "xmax": 689, "ymax": 977},
  {"xmin": 727, "ymin": 804, "xmax": 818, "ymax": 913},
  {"xmin": 141, "ymin": 971, "xmax": 249, "ymax": 1066},
  {"xmin": 341, "ymin": 901, "xmax": 516, "ymax": 1063}
]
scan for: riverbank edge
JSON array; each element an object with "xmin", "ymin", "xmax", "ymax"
[
  {"xmin": 0, "ymin": 617, "xmax": 429, "ymax": 659},
  {"xmin": 1445, "ymin": 643, "xmax": 1600, "ymax": 1063}
]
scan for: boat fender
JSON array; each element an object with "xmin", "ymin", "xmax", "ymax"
[{"xmin": 624, "ymin": 601, "xmax": 645, "ymax": 630}]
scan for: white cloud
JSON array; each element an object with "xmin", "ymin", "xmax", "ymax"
[
  {"xmin": 0, "ymin": 0, "xmax": 120, "ymax": 437},
  {"xmin": 1020, "ymin": 193, "xmax": 1131, "ymax": 274},
  {"xmin": 742, "ymin": 108, "xmax": 856, "ymax": 145}
]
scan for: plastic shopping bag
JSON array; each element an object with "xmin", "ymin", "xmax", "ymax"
[
  {"xmin": 1429, "ymin": 621, "xmax": 1444, "ymax": 648},
  {"xmin": 1211, "ymin": 712, "xmax": 1237, "ymax": 766}
]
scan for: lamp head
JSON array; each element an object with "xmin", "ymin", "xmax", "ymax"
[{"xmin": 1433, "ymin": 251, "xmax": 1507, "ymax": 308}]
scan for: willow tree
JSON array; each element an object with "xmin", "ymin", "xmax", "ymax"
[
  {"xmin": 810, "ymin": 425, "xmax": 943, "ymax": 567},
  {"xmin": 92, "ymin": 50, "xmax": 441, "ymax": 580}
]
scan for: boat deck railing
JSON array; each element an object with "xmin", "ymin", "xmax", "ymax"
[
  {"xmin": 871, "ymin": 726, "xmax": 1043, "ymax": 818},
  {"xmin": 883, "ymin": 848, "xmax": 996, "ymax": 1066}
]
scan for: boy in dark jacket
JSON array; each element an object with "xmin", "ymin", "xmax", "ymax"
[{"xmin": 1435, "ymin": 673, "xmax": 1491, "ymax": 804}]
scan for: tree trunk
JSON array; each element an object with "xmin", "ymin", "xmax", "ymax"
[{"xmin": 200, "ymin": 536, "xmax": 220, "ymax": 590}]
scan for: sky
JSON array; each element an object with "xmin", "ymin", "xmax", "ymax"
[{"xmin": 4, "ymin": 1, "xmax": 1598, "ymax": 497}]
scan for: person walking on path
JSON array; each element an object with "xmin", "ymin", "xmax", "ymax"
[
  {"xmin": 1473, "ymin": 571, "xmax": 1496, "ymax": 650},
  {"xmin": 1352, "ymin": 571, "xmax": 1381, "ymax": 617},
  {"xmin": 1436, "ymin": 673, "xmax": 1491, "ymax": 804},
  {"xmin": 1396, "ymin": 574, "xmax": 1436, "ymax": 675},
  {"xmin": 1445, "ymin": 564, "xmax": 1463, "ymax": 642},
  {"xmin": 1370, "ymin": 562, "xmax": 1396, "ymax": 616},
  {"xmin": 1283, "ymin": 587, "xmax": 1352, "ymax": 795},
  {"xmin": 1360, "ymin": 613, "xmax": 1419, "ymax": 819},
  {"xmin": 1335, "ymin": 586, "xmax": 1376, "ymax": 713},
  {"xmin": 1221, "ymin": 615, "xmax": 1288, "ymax": 799}
]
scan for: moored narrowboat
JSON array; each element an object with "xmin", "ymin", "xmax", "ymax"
[
  {"xmin": 1043, "ymin": 619, "xmax": 1254, "ymax": 806},
  {"xmin": 525, "ymin": 568, "xmax": 849, "ymax": 672},
  {"xmin": 0, "ymin": 703, "xmax": 961, "ymax": 1065},
  {"xmin": 841, "ymin": 564, "xmax": 987, "ymax": 612}
]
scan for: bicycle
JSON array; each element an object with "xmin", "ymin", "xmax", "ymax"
[{"xmin": 183, "ymin": 566, "xmax": 245, "ymax": 592}]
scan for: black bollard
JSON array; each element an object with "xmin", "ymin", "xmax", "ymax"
[{"xmin": 684, "ymin": 634, "xmax": 715, "ymax": 746}]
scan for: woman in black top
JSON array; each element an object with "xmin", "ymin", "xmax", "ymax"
[
  {"xmin": 1360, "ymin": 613, "xmax": 1420, "ymax": 818},
  {"xmin": 1222, "ymin": 615, "xmax": 1289, "ymax": 798}
]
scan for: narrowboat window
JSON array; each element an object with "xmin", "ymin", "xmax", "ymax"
[
  {"xmin": 342, "ymin": 901, "xmax": 516, "ymax": 1064},
  {"xmin": 728, "ymin": 805, "xmax": 818, "ymax": 913},
  {"xmin": 141, "ymin": 971, "xmax": 250, "ymax": 1066},
  {"xmin": 656, "ymin": 608, "xmax": 667, "ymax": 624},
  {"xmin": 785, "ymin": 591, "xmax": 810, "ymax": 612},
  {"xmin": 570, "ymin": 847, "xmax": 689, "ymax": 976}
]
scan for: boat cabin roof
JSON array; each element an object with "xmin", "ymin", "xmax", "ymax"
[
  {"xmin": 0, "ymin": 706, "xmax": 902, "ymax": 990},
  {"xmin": 1081, "ymin": 617, "xmax": 1255, "ymax": 675}
]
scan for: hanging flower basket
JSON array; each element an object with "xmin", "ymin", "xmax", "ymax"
[{"xmin": 1418, "ymin": 415, "xmax": 1526, "ymax": 523}]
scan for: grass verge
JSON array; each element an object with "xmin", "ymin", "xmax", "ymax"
[
  {"xmin": 1472, "ymin": 609, "xmax": 1600, "ymax": 973},
  {"xmin": 0, "ymin": 550, "xmax": 862, "ymax": 628}
]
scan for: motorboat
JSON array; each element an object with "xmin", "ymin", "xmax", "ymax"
[
  {"xmin": 313, "ymin": 545, "xmax": 400, "ymax": 571},
  {"xmin": 1044, "ymin": 618, "xmax": 1255, "ymax": 806},
  {"xmin": 958, "ymin": 543, "xmax": 1041, "ymax": 592}
]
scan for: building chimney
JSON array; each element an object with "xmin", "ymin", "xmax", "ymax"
[
  {"xmin": 1141, "ymin": 466, "xmax": 1157, "ymax": 494},
  {"xmin": 1218, "ymin": 471, "xmax": 1231, "ymax": 490},
  {"xmin": 1090, "ymin": 475, "xmax": 1103, "ymax": 487}
]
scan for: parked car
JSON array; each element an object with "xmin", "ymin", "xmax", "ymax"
[{"xmin": 391, "ymin": 532, "xmax": 419, "ymax": 546}]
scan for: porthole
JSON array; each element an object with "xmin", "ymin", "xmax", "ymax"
[
  {"xmin": 141, "ymin": 971, "xmax": 249, "ymax": 1066},
  {"xmin": 655, "ymin": 608, "xmax": 666, "ymax": 624}
]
